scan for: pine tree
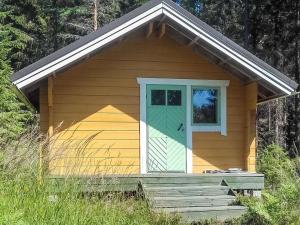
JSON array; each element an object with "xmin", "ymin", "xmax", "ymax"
[
  {"xmin": 0, "ymin": 0, "xmax": 44, "ymax": 145},
  {"xmin": 41, "ymin": 0, "xmax": 126, "ymax": 53},
  {"xmin": 0, "ymin": 0, "xmax": 47, "ymax": 69},
  {"xmin": 254, "ymin": 0, "xmax": 300, "ymax": 155},
  {"xmin": 175, "ymin": 0, "xmax": 202, "ymax": 17},
  {"xmin": 0, "ymin": 25, "xmax": 33, "ymax": 146},
  {"xmin": 40, "ymin": 0, "xmax": 91, "ymax": 53},
  {"xmin": 119, "ymin": 0, "xmax": 145, "ymax": 15}
]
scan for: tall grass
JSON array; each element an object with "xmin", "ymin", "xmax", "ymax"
[
  {"xmin": 1, "ymin": 126, "xmax": 299, "ymax": 225},
  {"xmin": 0, "ymin": 126, "xmax": 183, "ymax": 225}
]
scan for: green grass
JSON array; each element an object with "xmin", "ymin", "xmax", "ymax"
[
  {"xmin": 0, "ymin": 128, "xmax": 184, "ymax": 225},
  {"xmin": 0, "ymin": 171, "xmax": 183, "ymax": 225},
  {"xmin": 1, "ymin": 128, "xmax": 299, "ymax": 225}
]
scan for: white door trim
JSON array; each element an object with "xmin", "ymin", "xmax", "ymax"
[
  {"xmin": 137, "ymin": 77, "xmax": 229, "ymax": 174},
  {"xmin": 139, "ymin": 82, "xmax": 147, "ymax": 174}
]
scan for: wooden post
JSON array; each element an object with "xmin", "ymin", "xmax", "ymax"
[
  {"xmin": 158, "ymin": 23, "xmax": 166, "ymax": 38},
  {"xmin": 48, "ymin": 76, "xmax": 54, "ymax": 136},
  {"xmin": 146, "ymin": 22, "xmax": 153, "ymax": 38},
  {"xmin": 38, "ymin": 76, "xmax": 54, "ymax": 183},
  {"xmin": 245, "ymin": 82, "xmax": 257, "ymax": 172}
]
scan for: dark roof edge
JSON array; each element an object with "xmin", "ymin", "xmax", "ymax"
[
  {"xmin": 11, "ymin": 0, "xmax": 163, "ymax": 82},
  {"xmin": 162, "ymin": 0, "xmax": 298, "ymax": 91},
  {"xmin": 11, "ymin": 0, "xmax": 298, "ymax": 92}
]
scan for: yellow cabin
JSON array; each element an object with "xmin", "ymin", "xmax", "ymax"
[{"xmin": 12, "ymin": 0, "xmax": 297, "ymax": 177}]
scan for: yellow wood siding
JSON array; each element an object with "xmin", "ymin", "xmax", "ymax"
[
  {"xmin": 39, "ymin": 34, "xmax": 256, "ymax": 175},
  {"xmin": 192, "ymin": 82, "xmax": 246, "ymax": 172}
]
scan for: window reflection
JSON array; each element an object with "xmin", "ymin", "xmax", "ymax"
[
  {"xmin": 192, "ymin": 88, "xmax": 218, "ymax": 124},
  {"xmin": 167, "ymin": 90, "xmax": 181, "ymax": 106},
  {"xmin": 151, "ymin": 90, "xmax": 166, "ymax": 105}
]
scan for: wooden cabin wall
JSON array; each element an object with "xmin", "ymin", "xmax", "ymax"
[{"xmin": 39, "ymin": 34, "xmax": 256, "ymax": 175}]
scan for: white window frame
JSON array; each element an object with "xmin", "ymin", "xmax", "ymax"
[
  {"xmin": 191, "ymin": 86, "xmax": 227, "ymax": 135},
  {"xmin": 137, "ymin": 78, "xmax": 230, "ymax": 174}
]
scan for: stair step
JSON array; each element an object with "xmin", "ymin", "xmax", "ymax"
[
  {"xmin": 140, "ymin": 181, "xmax": 245, "ymax": 222},
  {"xmin": 152, "ymin": 195, "xmax": 235, "ymax": 208},
  {"xmin": 144, "ymin": 185, "xmax": 230, "ymax": 197},
  {"xmin": 155, "ymin": 205, "xmax": 246, "ymax": 213},
  {"xmin": 155, "ymin": 206, "xmax": 246, "ymax": 222},
  {"xmin": 142, "ymin": 182, "xmax": 220, "ymax": 187},
  {"xmin": 144, "ymin": 185, "xmax": 224, "ymax": 190},
  {"xmin": 153, "ymin": 195, "xmax": 235, "ymax": 201}
]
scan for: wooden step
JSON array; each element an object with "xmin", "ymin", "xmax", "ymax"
[
  {"xmin": 155, "ymin": 205, "xmax": 246, "ymax": 222},
  {"xmin": 144, "ymin": 185, "xmax": 225, "ymax": 190},
  {"xmin": 152, "ymin": 195, "xmax": 235, "ymax": 208},
  {"xmin": 140, "ymin": 181, "xmax": 245, "ymax": 222},
  {"xmin": 142, "ymin": 182, "xmax": 220, "ymax": 187},
  {"xmin": 144, "ymin": 185, "xmax": 231, "ymax": 197}
]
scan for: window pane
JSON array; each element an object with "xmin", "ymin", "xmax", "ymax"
[
  {"xmin": 151, "ymin": 90, "xmax": 166, "ymax": 105},
  {"xmin": 167, "ymin": 90, "xmax": 181, "ymax": 106},
  {"xmin": 192, "ymin": 88, "xmax": 218, "ymax": 124}
]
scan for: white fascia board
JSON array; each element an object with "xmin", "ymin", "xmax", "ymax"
[
  {"xmin": 161, "ymin": 4, "xmax": 293, "ymax": 94},
  {"xmin": 14, "ymin": 4, "xmax": 164, "ymax": 89}
]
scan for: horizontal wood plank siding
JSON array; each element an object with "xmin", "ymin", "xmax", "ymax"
[
  {"xmin": 39, "ymin": 34, "xmax": 254, "ymax": 175},
  {"xmin": 192, "ymin": 83, "xmax": 245, "ymax": 172}
]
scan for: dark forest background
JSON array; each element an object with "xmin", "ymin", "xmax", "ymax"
[{"xmin": 0, "ymin": 0, "xmax": 299, "ymax": 156}]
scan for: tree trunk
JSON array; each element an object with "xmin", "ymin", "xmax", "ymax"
[
  {"xmin": 52, "ymin": 0, "xmax": 59, "ymax": 51},
  {"xmin": 294, "ymin": 43, "xmax": 300, "ymax": 154},
  {"xmin": 243, "ymin": 0, "xmax": 250, "ymax": 49},
  {"xmin": 93, "ymin": 0, "xmax": 98, "ymax": 31},
  {"xmin": 294, "ymin": 0, "xmax": 300, "ymax": 155}
]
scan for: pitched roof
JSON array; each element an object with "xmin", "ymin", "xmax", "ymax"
[{"xmin": 11, "ymin": 0, "xmax": 297, "ymax": 95}]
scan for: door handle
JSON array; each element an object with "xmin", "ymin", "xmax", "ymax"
[{"xmin": 177, "ymin": 123, "xmax": 183, "ymax": 131}]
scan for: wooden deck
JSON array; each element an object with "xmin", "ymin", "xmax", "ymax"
[
  {"xmin": 49, "ymin": 173, "xmax": 263, "ymax": 222},
  {"xmin": 49, "ymin": 173, "xmax": 264, "ymax": 192}
]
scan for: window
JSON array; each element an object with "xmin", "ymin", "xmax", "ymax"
[
  {"xmin": 151, "ymin": 90, "xmax": 165, "ymax": 105},
  {"xmin": 167, "ymin": 90, "xmax": 181, "ymax": 106},
  {"xmin": 192, "ymin": 87, "xmax": 219, "ymax": 125},
  {"xmin": 138, "ymin": 78, "xmax": 229, "ymax": 136}
]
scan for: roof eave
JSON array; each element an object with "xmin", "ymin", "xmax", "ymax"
[{"xmin": 11, "ymin": 0, "xmax": 297, "ymax": 95}]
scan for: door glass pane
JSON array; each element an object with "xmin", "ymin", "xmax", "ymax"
[
  {"xmin": 167, "ymin": 90, "xmax": 181, "ymax": 106},
  {"xmin": 192, "ymin": 88, "xmax": 218, "ymax": 124},
  {"xmin": 151, "ymin": 90, "xmax": 166, "ymax": 105}
]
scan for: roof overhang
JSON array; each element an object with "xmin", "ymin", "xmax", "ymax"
[{"xmin": 12, "ymin": 0, "xmax": 297, "ymax": 96}]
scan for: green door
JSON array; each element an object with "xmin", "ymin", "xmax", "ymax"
[{"xmin": 146, "ymin": 84, "xmax": 186, "ymax": 173}]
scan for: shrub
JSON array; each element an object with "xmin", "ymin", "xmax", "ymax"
[
  {"xmin": 237, "ymin": 145, "xmax": 300, "ymax": 225},
  {"xmin": 257, "ymin": 144, "xmax": 296, "ymax": 189}
]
